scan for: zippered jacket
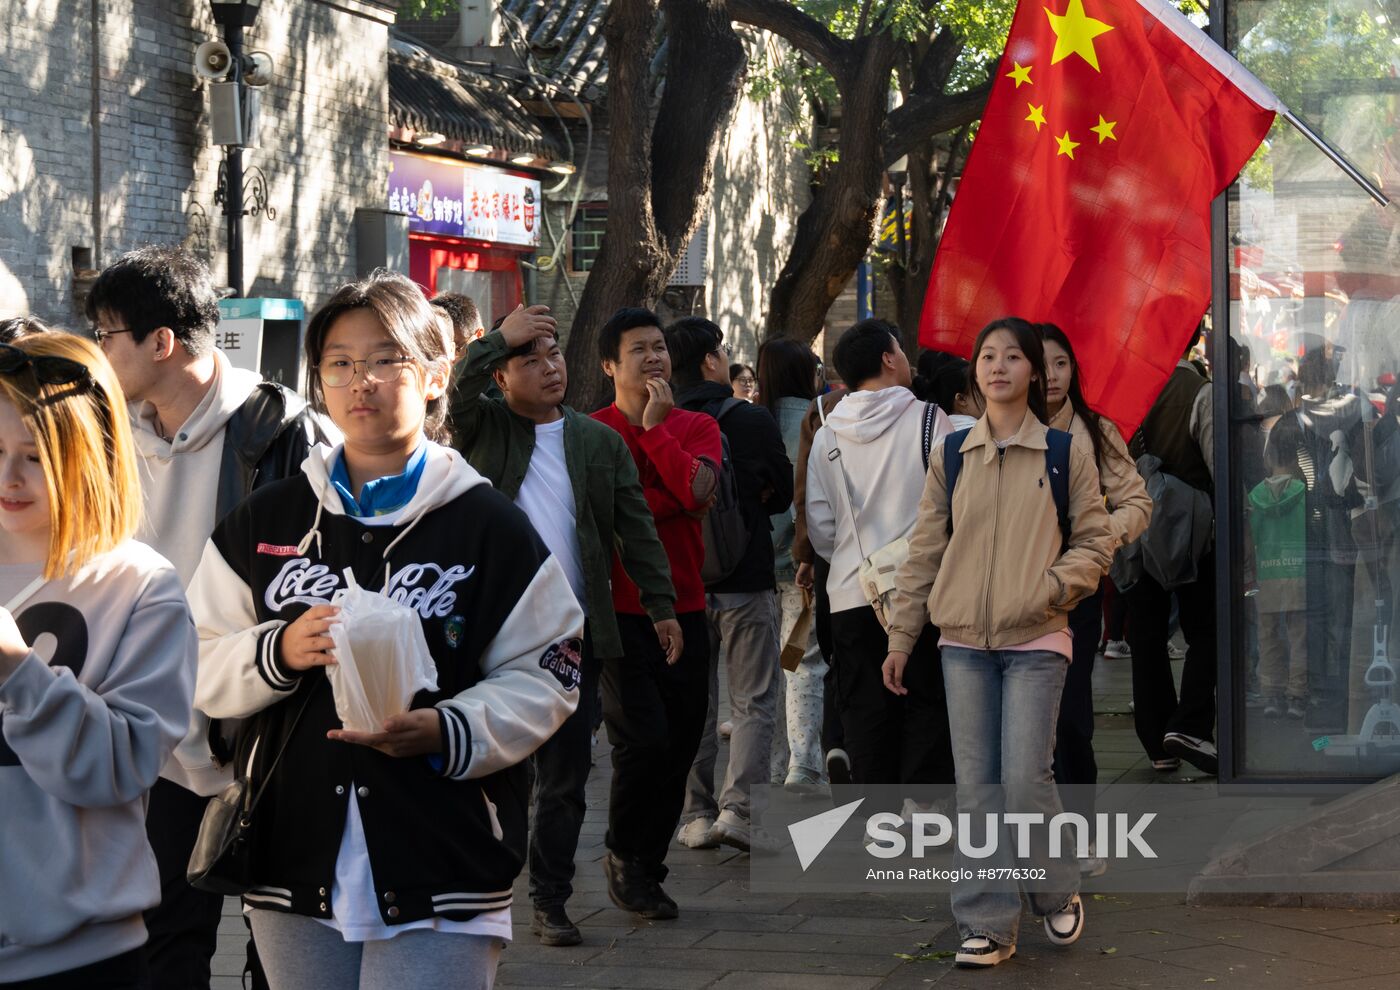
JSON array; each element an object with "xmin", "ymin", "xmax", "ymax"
[
  {"xmin": 885, "ymin": 410, "xmax": 1115, "ymax": 653},
  {"xmin": 186, "ymin": 442, "xmax": 583, "ymax": 926},
  {"xmin": 448, "ymin": 331, "xmax": 676, "ymax": 658}
]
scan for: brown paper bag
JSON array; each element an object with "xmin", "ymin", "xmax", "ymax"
[{"xmin": 780, "ymin": 600, "xmax": 813, "ymax": 672}]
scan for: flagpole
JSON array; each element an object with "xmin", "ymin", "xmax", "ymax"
[{"xmin": 1278, "ymin": 110, "xmax": 1389, "ymax": 208}]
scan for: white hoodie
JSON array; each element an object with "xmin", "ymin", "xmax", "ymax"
[{"xmin": 806, "ymin": 386, "xmax": 953, "ymax": 612}]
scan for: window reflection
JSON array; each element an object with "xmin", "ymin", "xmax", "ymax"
[{"xmin": 1230, "ymin": 0, "xmax": 1400, "ymax": 777}]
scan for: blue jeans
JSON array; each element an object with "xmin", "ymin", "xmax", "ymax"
[{"xmin": 942, "ymin": 647, "xmax": 1079, "ymax": 944}]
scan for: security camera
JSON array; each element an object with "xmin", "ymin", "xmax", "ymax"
[
  {"xmin": 243, "ymin": 51, "xmax": 275, "ymax": 87},
  {"xmin": 194, "ymin": 40, "xmax": 233, "ymax": 82}
]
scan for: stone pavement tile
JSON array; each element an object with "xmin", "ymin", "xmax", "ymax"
[
  {"xmin": 1312, "ymin": 976, "xmax": 1400, "ymax": 990},
  {"xmin": 780, "ymin": 894, "xmax": 945, "ymax": 918},
  {"xmin": 1237, "ymin": 905, "xmax": 1400, "ymax": 933},
  {"xmin": 211, "ymin": 952, "xmax": 245, "ymax": 977},
  {"xmin": 1139, "ymin": 918, "xmax": 1400, "ymax": 975},
  {"xmin": 1152, "ymin": 942, "xmax": 1354, "ymax": 984},
  {"xmin": 707, "ymin": 972, "xmax": 881, "ymax": 990},
  {"xmin": 579, "ymin": 945, "xmax": 901, "ymax": 977},
  {"xmin": 790, "ymin": 915, "xmax": 951, "ymax": 937},
  {"xmin": 693, "ymin": 927, "xmax": 936, "ymax": 957},
  {"xmin": 582, "ymin": 908, "xmax": 803, "ymax": 933},
  {"xmin": 1027, "ymin": 953, "xmax": 1235, "ymax": 989},
  {"xmin": 512, "ymin": 923, "xmax": 713, "ymax": 952},
  {"xmin": 496, "ymin": 960, "xmax": 721, "ymax": 989},
  {"xmin": 1330, "ymin": 922, "xmax": 1400, "ymax": 948},
  {"xmin": 1076, "ymin": 927, "xmax": 1212, "ymax": 957},
  {"xmin": 687, "ymin": 880, "xmax": 801, "ymax": 913},
  {"xmin": 211, "ymin": 978, "xmax": 244, "ymax": 990}
]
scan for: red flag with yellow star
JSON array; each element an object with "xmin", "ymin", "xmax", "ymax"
[{"xmin": 919, "ymin": 0, "xmax": 1279, "ymax": 434}]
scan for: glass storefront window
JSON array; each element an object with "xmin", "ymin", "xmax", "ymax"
[{"xmin": 1227, "ymin": 0, "xmax": 1400, "ymax": 778}]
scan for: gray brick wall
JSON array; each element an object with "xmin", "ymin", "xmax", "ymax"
[{"xmin": 0, "ymin": 0, "xmax": 392, "ymax": 325}]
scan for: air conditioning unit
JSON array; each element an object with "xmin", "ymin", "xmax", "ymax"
[{"xmin": 668, "ymin": 219, "xmax": 710, "ymax": 287}]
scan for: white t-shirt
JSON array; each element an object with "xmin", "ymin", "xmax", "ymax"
[
  {"xmin": 315, "ymin": 791, "xmax": 511, "ymax": 943},
  {"xmin": 514, "ymin": 418, "xmax": 587, "ymax": 614}
]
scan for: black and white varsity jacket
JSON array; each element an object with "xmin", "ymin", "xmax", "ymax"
[{"xmin": 186, "ymin": 442, "xmax": 583, "ymax": 926}]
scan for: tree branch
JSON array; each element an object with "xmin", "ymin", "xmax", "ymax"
[
  {"xmin": 726, "ymin": 0, "xmax": 854, "ymax": 86},
  {"xmin": 881, "ymin": 80, "xmax": 993, "ymax": 168}
]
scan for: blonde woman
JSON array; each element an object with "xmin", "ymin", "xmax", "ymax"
[{"xmin": 0, "ymin": 333, "xmax": 196, "ymax": 987}]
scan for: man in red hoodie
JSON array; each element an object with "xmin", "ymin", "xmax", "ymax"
[{"xmin": 591, "ymin": 307, "xmax": 720, "ymax": 920}]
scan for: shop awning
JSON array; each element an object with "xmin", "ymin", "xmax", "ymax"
[{"xmin": 388, "ymin": 37, "xmax": 566, "ymax": 159}]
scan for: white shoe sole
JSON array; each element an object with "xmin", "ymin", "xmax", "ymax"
[
  {"xmin": 676, "ymin": 822, "xmax": 719, "ymax": 849},
  {"xmin": 955, "ymin": 942, "xmax": 1016, "ymax": 967},
  {"xmin": 711, "ymin": 823, "xmax": 752, "ymax": 852}
]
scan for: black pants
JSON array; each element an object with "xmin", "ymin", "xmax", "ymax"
[
  {"xmin": 144, "ymin": 779, "xmax": 268, "ymax": 990},
  {"xmin": 529, "ymin": 627, "xmax": 598, "ymax": 907},
  {"xmin": 143, "ymin": 778, "xmax": 224, "ymax": 990},
  {"xmin": 1, "ymin": 948, "xmax": 149, "ymax": 989},
  {"xmin": 813, "ymin": 557, "xmax": 844, "ymax": 754},
  {"xmin": 1125, "ymin": 557, "xmax": 1217, "ymax": 759},
  {"xmin": 828, "ymin": 607, "xmax": 953, "ymax": 815},
  {"xmin": 602, "ymin": 610, "xmax": 709, "ymax": 880},
  {"xmin": 1104, "ymin": 581, "xmax": 1127, "ymax": 641},
  {"xmin": 1054, "ymin": 587, "xmax": 1103, "ymax": 822}
]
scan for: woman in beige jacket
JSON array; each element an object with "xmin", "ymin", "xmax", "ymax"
[
  {"xmin": 882, "ymin": 318, "xmax": 1114, "ymax": 969},
  {"xmin": 1042, "ymin": 323, "xmax": 1152, "ymax": 875}
]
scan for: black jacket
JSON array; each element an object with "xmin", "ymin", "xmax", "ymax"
[
  {"xmin": 187, "ymin": 444, "xmax": 583, "ymax": 926},
  {"xmin": 677, "ymin": 381, "xmax": 794, "ymax": 593},
  {"xmin": 216, "ymin": 382, "xmax": 331, "ymax": 522}
]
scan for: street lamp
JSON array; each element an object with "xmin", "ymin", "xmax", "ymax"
[{"xmin": 209, "ymin": 0, "xmax": 263, "ymax": 297}]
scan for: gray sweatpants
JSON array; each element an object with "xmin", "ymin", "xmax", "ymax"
[
  {"xmin": 249, "ymin": 909, "xmax": 503, "ymax": 990},
  {"xmin": 682, "ymin": 590, "xmax": 781, "ymax": 822}
]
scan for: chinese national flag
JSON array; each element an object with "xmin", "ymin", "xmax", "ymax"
[{"xmin": 919, "ymin": 0, "xmax": 1278, "ymax": 434}]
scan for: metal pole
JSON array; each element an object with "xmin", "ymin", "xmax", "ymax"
[
  {"xmin": 1280, "ymin": 108, "xmax": 1390, "ymax": 208},
  {"xmin": 224, "ymin": 20, "xmax": 244, "ymax": 297}
]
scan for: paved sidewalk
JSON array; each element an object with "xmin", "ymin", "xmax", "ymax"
[{"xmin": 212, "ymin": 653, "xmax": 1400, "ymax": 989}]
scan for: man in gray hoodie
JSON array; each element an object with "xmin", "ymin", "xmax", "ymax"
[
  {"xmin": 86, "ymin": 247, "xmax": 329, "ymax": 990},
  {"xmin": 805, "ymin": 320, "xmax": 956, "ymax": 815}
]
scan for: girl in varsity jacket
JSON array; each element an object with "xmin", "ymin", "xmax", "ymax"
[
  {"xmin": 186, "ymin": 273, "xmax": 583, "ymax": 989},
  {"xmin": 0, "ymin": 333, "xmax": 196, "ymax": 986}
]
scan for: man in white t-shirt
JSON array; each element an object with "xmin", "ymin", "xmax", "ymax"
[{"xmin": 447, "ymin": 308, "xmax": 680, "ymax": 946}]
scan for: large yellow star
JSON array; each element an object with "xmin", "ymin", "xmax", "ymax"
[
  {"xmin": 1007, "ymin": 62, "xmax": 1033, "ymax": 88},
  {"xmin": 1090, "ymin": 114, "xmax": 1118, "ymax": 143},
  {"xmin": 1026, "ymin": 103, "xmax": 1047, "ymax": 131},
  {"xmin": 1055, "ymin": 130, "xmax": 1080, "ymax": 159},
  {"xmin": 1044, "ymin": 0, "xmax": 1114, "ymax": 72}
]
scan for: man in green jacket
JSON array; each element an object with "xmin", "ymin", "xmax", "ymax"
[{"xmin": 449, "ymin": 304, "xmax": 680, "ymax": 948}]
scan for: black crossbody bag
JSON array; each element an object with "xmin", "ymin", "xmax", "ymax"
[{"xmin": 187, "ymin": 682, "xmax": 320, "ymax": 895}]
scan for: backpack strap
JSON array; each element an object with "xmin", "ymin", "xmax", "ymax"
[
  {"xmin": 1045, "ymin": 428, "xmax": 1073, "ymax": 549},
  {"xmin": 920, "ymin": 402, "xmax": 937, "ymax": 472},
  {"xmin": 712, "ymin": 397, "xmax": 745, "ymax": 423},
  {"xmin": 942, "ymin": 428, "xmax": 971, "ymax": 536}
]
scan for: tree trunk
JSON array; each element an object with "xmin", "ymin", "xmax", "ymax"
[
  {"xmin": 762, "ymin": 32, "xmax": 896, "ymax": 344},
  {"xmin": 564, "ymin": 0, "xmax": 746, "ymax": 412}
]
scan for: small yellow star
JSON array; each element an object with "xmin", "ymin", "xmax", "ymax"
[
  {"xmin": 1090, "ymin": 114, "xmax": 1118, "ymax": 142},
  {"xmin": 1007, "ymin": 62, "xmax": 1034, "ymax": 88},
  {"xmin": 1026, "ymin": 103, "xmax": 1047, "ymax": 131},
  {"xmin": 1055, "ymin": 130, "xmax": 1080, "ymax": 159},
  {"xmin": 1044, "ymin": 0, "xmax": 1115, "ymax": 72}
]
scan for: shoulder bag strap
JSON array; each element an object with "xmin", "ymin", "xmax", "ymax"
[
  {"xmin": 242, "ymin": 679, "xmax": 322, "ymax": 817},
  {"xmin": 824, "ymin": 436, "xmax": 868, "ymax": 563},
  {"xmin": 921, "ymin": 402, "xmax": 937, "ymax": 472}
]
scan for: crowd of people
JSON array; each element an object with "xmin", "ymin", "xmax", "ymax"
[{"xmin": 0, "ymin": 246, "xmax": 1238, "ymax": 987}]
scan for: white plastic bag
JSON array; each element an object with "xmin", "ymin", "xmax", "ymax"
[{"xmin": 326, "ymin": 569, "xmax": 439, "ymax": 733}]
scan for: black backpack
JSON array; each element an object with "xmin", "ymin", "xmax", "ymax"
[{"xmin": 700, "ymin": 399, "xmax": 753, "ymax": 587}]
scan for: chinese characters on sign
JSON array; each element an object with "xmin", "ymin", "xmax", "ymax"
[{"xmin": 388, "ymin": 151, "xmax": 541, "ymax": 248}]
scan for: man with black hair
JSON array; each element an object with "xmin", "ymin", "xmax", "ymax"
[
  {"xmin": 664, "ymin": 317, "xmax": 793, "ymax": 851},
  {"xmin": 591, "ymin": 307, "xmax": 719, "ymax": 920},
  {"xmin": 86, "ymin": 245, "xmax": 330, "ymax": 990},
  {"xmin": 449, "ymin": 304, "xmax": 681, "ymax": 946},
  {"xmin": 804, "ymin": 320, "xmax": 955, "ymax": 814},
  {"xmin": 431, "ymin": 291, "xmax": 484, "ymax": 358}
]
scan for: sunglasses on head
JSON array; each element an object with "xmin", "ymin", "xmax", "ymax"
[{"xmin": 0, "ymin": 343, "xmax": 94, "ymax": 387}]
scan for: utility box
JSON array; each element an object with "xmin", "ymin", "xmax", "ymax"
[{"xmin": 215, "ymin": 297, "xmax": 306, "ymax": 387}]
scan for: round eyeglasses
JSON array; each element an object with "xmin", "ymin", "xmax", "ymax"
[{"xmin": 318, "ymin": 351, "xmax": 414, "ymax": 388}]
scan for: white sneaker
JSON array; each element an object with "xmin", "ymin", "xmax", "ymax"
[
  {"xmin": 676, "ymin": 817, "xmax": 718, "ymax": 849},
  {"xmin": 1168, "ymin": 642, "xmax": 1187, "ymax": 660},
  {"xmin": 783, "ymin": 767, "xmax": 829, "ymax": 797},
  {"xmin": 718, "ymin": 720, "xmax": 734, "ymax": 739},
  {"xmin": 1104, "ymin": 639, "xmax": 1131, "ymax": 659},
  {"xmin": 711, "ymin": 809, "xmax": 752, "ymax": 852},
  {"xmin": 955, "ymin": 936, "xmax": 1016, "ymax": 967},
  {"xmin": 1080, "ymin": 842, "xmax": 1107, "ymax": 877},
  {"xmin": 1044, "ymin": 893, "xmax": 1085, "ymax": 946}
]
